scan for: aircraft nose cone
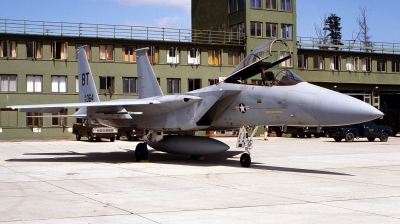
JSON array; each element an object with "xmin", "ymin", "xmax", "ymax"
[{"xmin": 314, "ymin": 89, "xmax": 384, "ymax": 126}]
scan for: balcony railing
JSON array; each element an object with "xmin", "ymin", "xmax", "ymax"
[
  {"xmin": 297, "ymin": 37, "xmax": 400, "ymax": 54},
  {"xmin": 0, "ymin": 19, "xmax": 244, "ymax": 45}
]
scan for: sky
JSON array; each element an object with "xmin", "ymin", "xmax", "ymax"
[{"xmin": 1, "ymin": 0, "xmax": 399, "ymax": 43}]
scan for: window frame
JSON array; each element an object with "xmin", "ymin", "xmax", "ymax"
[
  {"xmin": 280, "ymin": 0, "xmax": 291, "ymax": 11},
  {"xmin": 167, "ymin": 47, "xmax": 180, "ymax": 64},
  {"xmin": 188, "ymin": 78, "xmax": 201, "ymax": 91},
  {"xmin": 362, "ymin": 57, "xmax": 372, "ymax": 72},
  {"xmin": 26, "ymin": 112, "xmax": 43, "ymax": 127},
  {"xmin": 266, "ymin": 23, "xmax": 278, "ymax": 38},
  {"xmin": 297, "ymin": 54, "xmax": 307, "ymax": 69},
  {"xmin": 313, "ymin": 55, "xmax": 324, "ymax": 70},
  {"xmin": 0, "ymin": 74, "xmax": 17, "ymax": 92},
  {"xmin": 167, "ymin": 78, "xmax": 181, "ymax": 94},
  {"xmin": 122, "ymin": 45, "xmax": 136, "ymax": 62},
  {"xmin": 377, "ymin": 58, "xmax": 387, "ymax": 72},
  {"xmin": 250, "ymin": 0, "xmax": 262, "ymax": 8},
  {"xmin": 188, "ymin": 48, "xmax": 201, "ymax": 65},
  {"xmin": 26, "ymin": 75, "xmax": 42, "ymax": 93},
  {"xmin": 26, "ymin": 41, "xmax": 42, "ymax": 59},
  {"xmin": 0, "ymin": 40, "xmax": 17, "ymax": 58},
  {"xmin": 392, "ymin": 59, "xmax": 400, "ymax": 73},
  {"xmin": 51, "ymin": 75, "xmax": 67, "ymax": 93},
  {"xmin": 330, "ymin": 55, "xmax": 341, "ymax": 71},
  {"xmin": 266, "ymin": 0, "xmax": 277, "ymax": 9},
  {"xmin": 99, "ymin": 44, "xmax": 114, "ymax": 61},
  {"xmin": 99, "ymin": 76, "xmax": 115, "ymax": 94},
  {"xmin": 51, "ymin": 41, "xmax": 68, "ymax": 60},
  {"xmin": 228, "ymin": 50, "xmax": 241, "ymax": 65},
  {"xmin": 250, "ymin": 21, "xmax": 263, "ymax": 37},
  {"xmin": 122, "ymin": 77, "xmax": 137, "ymax": 94},
  {"xmin": 147, "ymin": 46, "xmax": 159, "ymax": 64},
  {"xmin": 52, "ymin": 109, "xmax": 68, "ymax": 126},
  {"xmin": 281, "ymin": 24, "xmax": 292, "ymax": 39},
  {"xmin": 208, "ymin": 49, "xmax": 222, "ymax": 66}
]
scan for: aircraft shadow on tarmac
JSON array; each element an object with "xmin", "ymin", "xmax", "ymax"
[{"xmin": 6, "ymin": 150, "xmax": 351, "ymax": 176}]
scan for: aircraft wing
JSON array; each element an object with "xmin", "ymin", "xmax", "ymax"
[{"xmin": 7, "ymin": 99, "xmax": 161, "ymax": 113}]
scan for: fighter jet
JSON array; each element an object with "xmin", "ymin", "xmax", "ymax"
[{"xmin": 8, "ymin": 39, "xmax": 383, "ymax": 167}]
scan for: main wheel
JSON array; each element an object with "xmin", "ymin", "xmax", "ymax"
[
  {"xmin": 88, "ymin": 135, "xmax": 94, "ymax": 142},
  {"xmin": 135, "ymin": 143, "xmax": 148, "ymax": 161},
  {"xmin": 367, "ymin": 137, "xmax": 375, "ymax": 142},
  {"xmin": 240, "ymin": 153, "xmax": 251, "ymax": 167},
  {"xmin": 76, "ymin": 134, "xmax": 81, "ymax": 141},
  {"xmin": 334, "ymin": 137, "xmax": 343, "ymax": 142},
  {"xmin": 345, "ymin": 132, "xmax": 355, "ymax": 142},
  {"xmin": 379, "ymin": 132, "xmax": 389, "ymax": 142},
  {"xmin": 110, "ymin": 137, "xmax": 115, "ymax": 142}
]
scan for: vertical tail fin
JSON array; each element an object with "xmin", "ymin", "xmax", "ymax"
[
  {"xmin": 77, "ymin": 46, "xmax": 100, "ymax": 103},
  {"xmin": 136, "ymin": 48, "xmax": 163, "ymax": 99}
]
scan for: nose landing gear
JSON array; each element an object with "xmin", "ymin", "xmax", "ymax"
[{"xmin": 237, "ymin": 126, "xmax": 258, "ymax": 167}]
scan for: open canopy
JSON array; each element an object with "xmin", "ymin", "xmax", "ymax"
[{"xmin": 224, "ymin": 39, "xmax": 294, "ymax": 84}]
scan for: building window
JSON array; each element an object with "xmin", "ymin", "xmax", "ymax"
[
  {"xmin": 147, "ymin": 46, "xmax": 159, "ymax": 63},
  {"xmin": 99, "ymin": 76, "xmax": 114, "ymax": 93},
  {"xmin": 27, "ymin": 41, "xmax": 42, "ymax": 59},
  {"xmin": 122, "ymin": 45, "xmax": 136, "ymax": 62},
  {"xmin": 346, "ymin": 57, "xmax": 359, "ymax": 71},
  {"xmin": 208, "ymin": 79, "xmax": 219, "ymax": 86},
  {"xmin": 377, "ymin": 58, "xmax": 387, "ymax": 72},
  {"xmin": 392, "ymin": 59, "xmax": 400, "ymax": 73},
  {"xmin": 122, "ymin": 77, "xmax": 137, "ymax": 94},
  {"xmin": 266, "ymin": 0, "xmax": 277, "ymax": 9},
  {"xmin": 330, "ymin": 55, "xmax": 341, "ymax": 70},
  {"xmin": 280, "ymin": 52, "xmax": 292, "ymax": 67},
  {"xmin": 188, "ymin": 79, "xmax": 201, "ymax": 91},
  {"xmin": 0, "ymin": 40, "xmax": 17, "ymax": 58},
  {"xmin": 75, "ymin": 44, "xmax": 91, "ymax": 60},
  {"xmin": 51, "ymin": 41, "xmax": 68, "ymax": 59},
  {"xmin": 281, "ymin": 24, "xmax": 292, "ymax": 39},
  {"xmin": 99, "ymin": 44, "xmax": 114, "ymax": 61},
  {"xmin": 75, "ymin": 76, "xmax": 79, "ymax": 92},
  {"xmin": 167, "ymin": 78, "xmax": 180, "ymax": 94},
  {"xmin": 362, "ymin": 57, "xmax": 371, "ymax": 72},
  {"xmin": 266, "ymin": 23, "xmax": 277, "ymax": 38},
  {"xmin": 26, "ymin": 112, "xmax": 42, "ymax": 127},
  {"xmin": 313, "ymin": 55, "xmax": 324, "ymax": 70},
  {"xmin": 250, "ymin": 0, "xmax": 261, "ymax": 8},
  {"xmin": 167, "ymin": 47, "xmax": 180, "ymax": 64},
  {"xmin": 0, "ymin": 75, "xmax": 17, "ymax": 92},
  {"xmin": 280, "ymin": 0, "xmax": 291, "ymax": 10},
  {"xmin": 188, "ymin": 48, "xmax": 201, "ymax": 65},
  {"xmin": 297, "ymin": 54, "xmax": 307, "ymax": 69},
  {"xmin": 26, "ymin": 75, "xmax": 42, "ymax": 92},
  {"xmin": 52, "ymin": 109, "xmax": 67, "ymax": 126},
  {"xmin": 228, "ymin": 51, "xmax": 240, "ymax": 65},
  {"xmin": 250, "ymin": 22, "xmax": 262, "ymax": 37},
  {"xmin": 208, "ymin": 49, "xmax": 222, "ymax": 66},
  {"xmin": 230, "ymin": 25, "xmax": 237, "ymax": 40},
  {"xmin": 238, "ymin": 23, "xmax": 245, "ymax": 39},
  {"xmin": 51, "ymin": 75, "xmax": 67, "ymax": 93},
  {"xmin": 229, "ymin": 0, "xmax": 237, "ymax": 12}
]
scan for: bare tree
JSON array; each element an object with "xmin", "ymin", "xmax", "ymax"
[
  {"xmin": 314, "ymin": 14, "xmax": 329, "ymax": 49},
  {"xmin": 356, "ymin": 6, "xmax": 373, "ymax": 51}
]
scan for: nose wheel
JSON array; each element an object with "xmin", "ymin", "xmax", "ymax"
[{"xmin": 240, "ymin": 153, "xmax": 251, "ymax": 167}]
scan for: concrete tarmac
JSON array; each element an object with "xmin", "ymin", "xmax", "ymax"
[{"xmin": 1, "ymin": 135, "xmax": 400, "ymax": 223}]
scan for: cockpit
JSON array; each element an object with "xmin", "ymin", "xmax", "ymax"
[{"xmin": 223, "ymin": 39, "xmax": 305, "ymax": 86}]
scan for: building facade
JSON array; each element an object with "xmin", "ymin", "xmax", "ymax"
[{"xmin": 1, "ymin": 0, "xmax": 399, "ymax": 139}]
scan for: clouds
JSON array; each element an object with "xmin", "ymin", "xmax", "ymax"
[{"xmin": 111, "ymin": 0, "xmax": 191, "ymax": 12}]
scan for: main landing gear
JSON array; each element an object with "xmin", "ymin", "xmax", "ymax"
[
  {"xmin": 135, "ymin": 142, "xmax": 148, "ymax": 161},
  {"xmin": 237, "ymin": 126, "xmax": 259, "ymax": 167}
]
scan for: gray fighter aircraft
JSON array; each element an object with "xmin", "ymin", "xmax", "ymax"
[{"xmin": 8, "ymin": 39, "xmax": 383, "ymax": 167}]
